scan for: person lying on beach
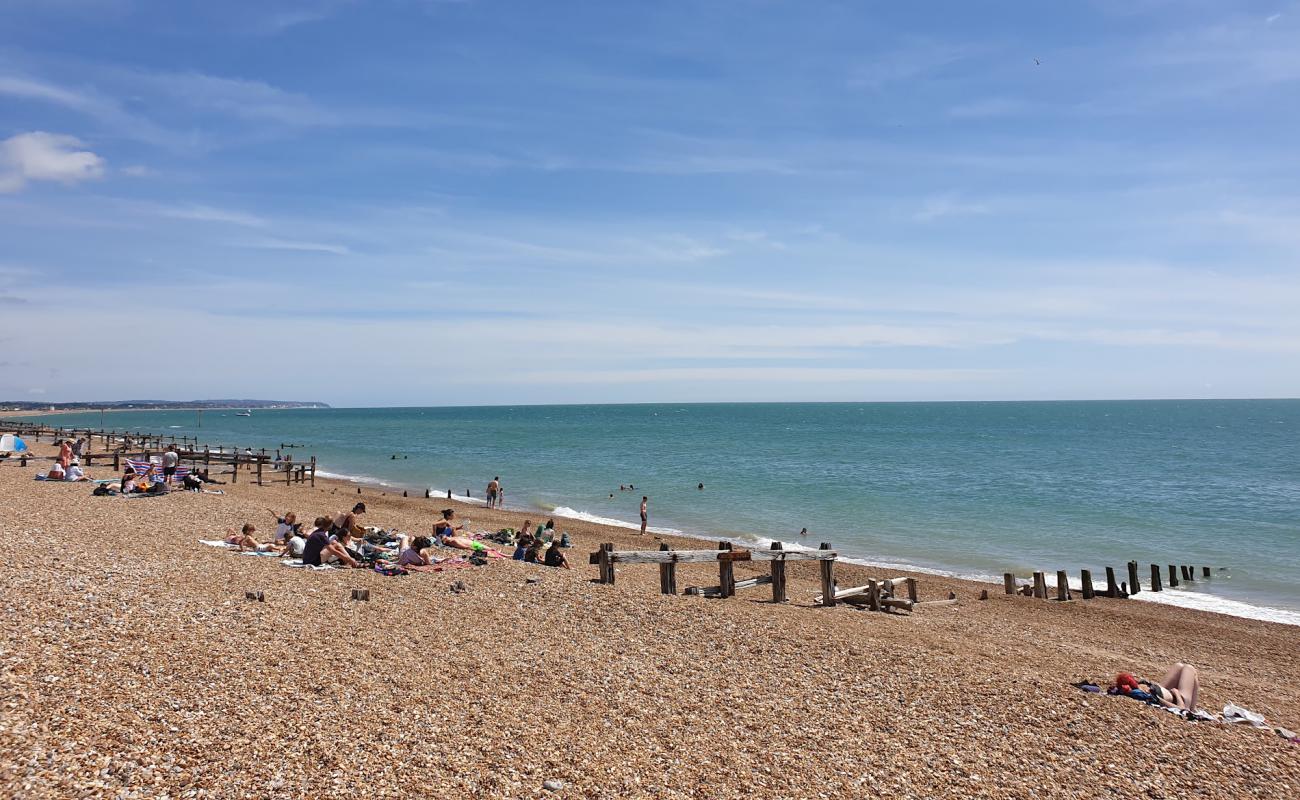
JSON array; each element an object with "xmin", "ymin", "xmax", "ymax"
[
  {"xmin": 431, "ymin": 510, "xmax": 505, "ymax": 556},
  {"xmin": 195, "ymin": 469, "xmax": 225, "ymax": 485},
  {"xmin": 1112, "ymin": 663, "xmax": 1200, "ymax": 711},
  {"xmin": 301, "ymin": 523, "xmax": 360, "ymax": 568},
  {"xmin": 399, "ymin": 536, "xmax": 434, "ymax": 567},
  {"xmin": 543, "ymin": 542, "xmax": 571, "ymax": 569},
  {"xmin": 225, "ymin": 523, "xmax": 274, "ymax": 552},
  {"xmin": 120, "ymin": 469, "xmax": 137, "ymax": 494}
]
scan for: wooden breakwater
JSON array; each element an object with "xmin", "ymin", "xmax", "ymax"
[
  {"xmin": 1, "ymin": 419, "xmax": 315, "ymax": 488},
  {"xmin": 590, "ymin": 540, "xmax": 955, "ymax": 612},
  {"xmin": 1003, "ymin": 560, "xmax": 1226, "ymax": 600}
]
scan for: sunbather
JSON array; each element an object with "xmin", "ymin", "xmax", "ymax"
[
  {"xmin": 332, "ymin": 503, "xmax": 366, "ymax": 538},
  {"xmin": 301, "ymin": 522, "xmax": 360, "ymax": 568},
  {"xmin": 512, "ymin": 525, "xmax": 535, "ymax": 560},
  {"xmin": 1113, "ymin": 663, "xmax": 1200, "ymax": 712},
  {"xmin": 543, "ymin": 542, "xmax": 571, "ymax": 569},
  {"xmin": 224, "ymin": 523, "xmax": 273, "ymax": 552},
  {"xmin": 398, "ymin": 536, "xmax": 434, "ymax": 566},
  {"xmin": 64, "ymin": 461, "xmax": 89, "ymax": 482},
  {"xmin": 270, "ymin": 510, "xmax": 301, "ymax": 543}
]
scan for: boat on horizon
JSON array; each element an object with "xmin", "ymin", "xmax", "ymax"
[{"xmin": 235, "ymin": 409, "xmax": 252, "ymax": 417}]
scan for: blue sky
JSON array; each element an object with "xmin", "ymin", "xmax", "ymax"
[{"xmin": 2, "ymin": 0, "xmax": 1298, "ymax": 406}]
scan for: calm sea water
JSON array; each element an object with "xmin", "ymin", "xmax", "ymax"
[{"xmin": 18, "ymin": 401, "xmax": 1300, "ymax": 623}]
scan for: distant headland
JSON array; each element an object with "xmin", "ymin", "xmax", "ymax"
[{"xmin": 0, "ymin": 400, "xmax": 330, "ymax": 412}]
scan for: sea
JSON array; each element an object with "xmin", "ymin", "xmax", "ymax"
[{"xmin": 19, "ymin": 400, "xmax": 1300, "ymax": 625}]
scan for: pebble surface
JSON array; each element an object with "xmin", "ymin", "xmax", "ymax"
[{"xmin": 2, "ymin": 446, "xmax": 1299, "ymax": 798}]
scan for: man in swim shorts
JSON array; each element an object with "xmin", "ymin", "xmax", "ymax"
[
  {"xmin": 486, "ymin": 476, "xmax": 500, "ymax": 509},
  {"xmin": 640, "ymin": 496, "xmax": 648, "ymax": 535}
]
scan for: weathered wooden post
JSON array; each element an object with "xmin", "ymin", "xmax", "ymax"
[
  {"xmin": 113, "ymin": 452, "xmax": 120, "ymax": 470},
  {"xmin": 1150, "ymin": 564, "xmax": 1163, "ymax": 592},
  {"xmin": 1105, "ymin": 567, "xmax": 1118, "ymax": 598},
  {"xmin": 1032, "ymin": 571, "xmax": 1047, "ymax": 599},
  {"xmin": 1185, "ymin": 565, "xmax": 1195, "ymax": 581},
  {"xmin": 256, "ymin": 458, "xmax": 264, "ymax": 486},
  {"xmin": 717, "ymin": 541, "xmax": 735, "ymax": 599},
  {"xmin": 1127, "ymin": 561, "xmax": 1140, "ymax": 595},
  {"xmin": 769, "ymin": 541, "xmax": 788, "ymax": 603},
  {"xmin": 599, "ymin": 542, "xmax": 615, "ymax": 585},
  {"xmin": 819, "ymin": 542, "xmax": 835, "ymax": 608},
  {"xmin": 1004, "ymin": 573, "xmax": 1016, "ymax": 595},
  {"xmin": 1168, "ymin": 564, "xmax": 1179, "ymax": 588},
  {"xmin": 1056, "ymin": 570, "xmax": 1070, "ymax": 601},
  {"xmin": 232, "ymin": 452, "xmax": 239, "ymax": 484},
  {"xmin": 906, "ymin": 577, "xmax": 918, "ymax": 604},
  {"xmin": 310, "ymin": 456, "xmax": 316, "ymax": 487},
  {"xmin": 867, "ymin": 579, "xmax": 880, "ymax": 611},
  {"xmin": 658, "ymin": 542, "xmax": 676, "ymax": 595},
  {"xmin": 1202, "ymin": 566, "xmax": 1210, "ymax": 578},
  {"xmin": 1080, "ymin": 569, "xmax": 1095, "ymax": 599}
]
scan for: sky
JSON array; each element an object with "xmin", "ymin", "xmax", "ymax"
[{"xmin": 2, "ymin": 0, "xmax": 1299, "ymax": 407}]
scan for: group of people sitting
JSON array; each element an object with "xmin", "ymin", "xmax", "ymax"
[{"xmin": 220, "ymin": 503, "xmax": 573, "ymax": 571}]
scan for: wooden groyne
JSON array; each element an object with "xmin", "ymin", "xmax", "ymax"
[
  {"xmin": 590, "ymin": 540, "xmax": 953, "ymax": 612},
  {"xmin": 1003, "ymin": 559, "xmax": 1226, "ymax": 601},
  {"xmin": 0, "ymin": 419, "xmax": 315, "ymax": 488}
]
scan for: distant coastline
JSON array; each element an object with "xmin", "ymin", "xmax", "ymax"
[{"xmin": 0, "ymin": 400, "xmax": 329, "ymax": 415}]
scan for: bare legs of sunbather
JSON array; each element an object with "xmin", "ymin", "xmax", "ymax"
[{"xmin": 1158, "ymin": 662, "xmax": 1200, "ymax": 711}]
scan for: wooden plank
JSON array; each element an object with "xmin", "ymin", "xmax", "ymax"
[
  {"xmin": 818, "ymin": 542, "xmax": 835, "ymax": 608},
  {"xmin": 718, "ymin": 542, "xmax": 735, "ymax": 599},
  {"xmin": 880, "ymin": 597, "xmax": 914, "ymax": 611},
  {"xmin": 733, "ymin": 575, "xmax": 773, "ymax": 591},
  {"xmin": 770, "ymin": 541, "xmax": 787, "ymax": 603},
  {"xmin": 658, "ymin": 542, "xmax": 676, "ymax": 596},
  {"xmin": 609, "ymin": 549, "xmax": 837, "ymax": 565},
  {"xmin": 717, "ymin": 550, "xmax": 754, "ymax": 562}
]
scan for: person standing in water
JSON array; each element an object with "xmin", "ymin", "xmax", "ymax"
[
  {"xmin": 486, "ymin": 476, "xmax": 501, "ymax": 509},
  {"xmin": 640, "ymin": 496, "xmax": 648, "ymax": 535}
]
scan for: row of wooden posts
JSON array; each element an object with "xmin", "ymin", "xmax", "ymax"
[
  {"xmin": 2, "ymin": 420, "xmax": 316, "ymax": 488},
  {"xmin": 1006, "ymin": 561, "xmax": 1223, "ymax": 601},
  {"xmin": 591, "ymin": 540, "xmax": 954, "ymax": 612}
]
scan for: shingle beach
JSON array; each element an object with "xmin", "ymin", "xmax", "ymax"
[{"xmin": 3, "ymin": 445, "xmax": 1299, "ymax": 799}]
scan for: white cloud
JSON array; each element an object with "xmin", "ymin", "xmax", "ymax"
[{"xmin": 0, "ymin": 132, "xmax": 105, "ymax": 193}]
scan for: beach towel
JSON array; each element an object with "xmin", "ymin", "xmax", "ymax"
[
  {"xmin": 1224, "ymin": 703, "xmax": 1270, "ymax": 728},
  {"xmin": 281, "ymin": 559, "xmax": 335, "ymax": 571},
  {"xmin": 200, "ymin": 539, "xmax": 237, "ymax": 549}
]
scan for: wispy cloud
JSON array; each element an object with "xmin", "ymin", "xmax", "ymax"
[
  {"xmin": 912, "ymin": 192, "xmax": 990, "ymax": 223},
  {"xmin": 156, "ymin": 204, "xmax": 268, "ymax": 228},
  {"xmin": 237, "ymin": 237, "xmax": 352, "ymax": 255}
]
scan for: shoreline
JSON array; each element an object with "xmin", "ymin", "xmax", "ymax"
[
  {"xmin": 8, "ymin": 408, "xmax": 1297, "ymax": 628},
  {"xmin": 311, "ymin": 460, "xmax": 1300, "ymax": 627}
]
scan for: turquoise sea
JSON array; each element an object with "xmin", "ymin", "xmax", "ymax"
[{"xmin": 16, "ymin": 400, "xmax": 1300, "ymax": 624}]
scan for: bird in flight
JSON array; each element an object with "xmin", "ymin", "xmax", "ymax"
[{"xmin": 1034, "ymin": 58, "xmax": 1041, "ymax": 66}]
